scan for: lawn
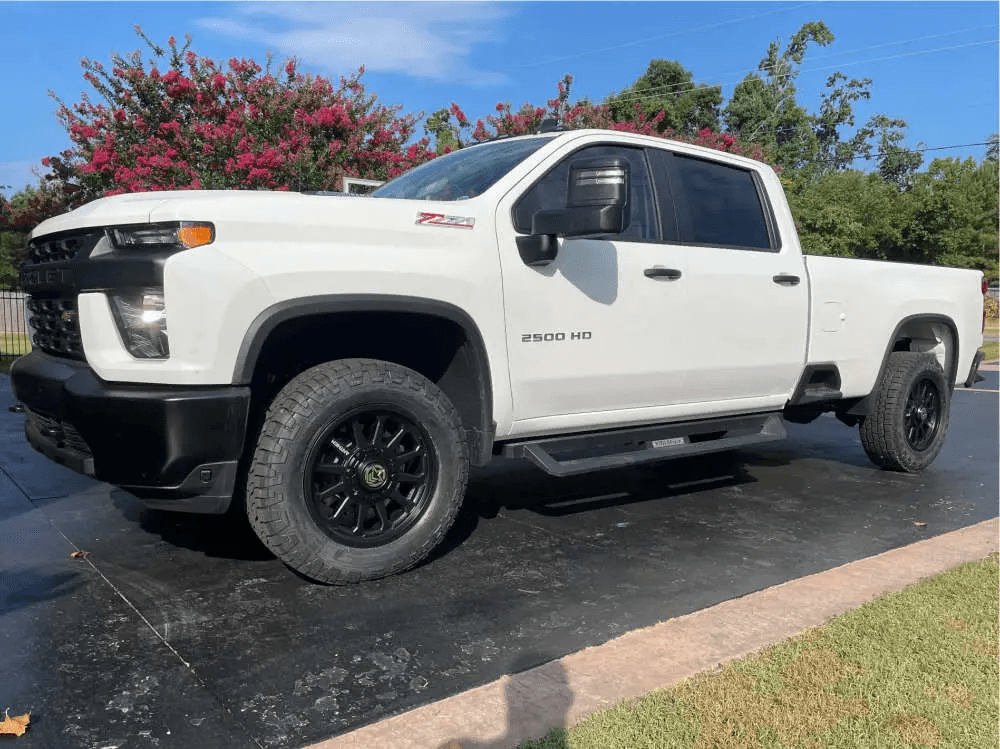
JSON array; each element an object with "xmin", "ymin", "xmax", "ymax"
[
  {"xmin": 522, "ymin": 554, "xmax": 999, "ymax": 749},
  {"xmin": 0, "ymin": 332, "xmax": 30, "ymax": 357},
  {"xmin": 0, "ymin": 333, "xmax": 30, "ymax": 374}
]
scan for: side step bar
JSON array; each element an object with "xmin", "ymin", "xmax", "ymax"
[{"xmin": 500, "ymin": 413, "xmax": 787, "ymax": 477}]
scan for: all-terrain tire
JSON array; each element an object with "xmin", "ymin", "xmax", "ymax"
[
  {"xmin": 246, "ymin": 359, "xmax": 469, "ymax": 583},
  {"xmin": 859, "ymin": 351, "xmax": 950, "ymax": 473}
]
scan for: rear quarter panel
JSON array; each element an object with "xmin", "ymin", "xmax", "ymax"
[{"xmin": 804, "ymin": 255, "xmax": 983, "ymax": 396}]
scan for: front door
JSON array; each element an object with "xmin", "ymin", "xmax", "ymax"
[{"xmin": 495, "ymin": 143, "xmax": 691, "ymax": 426}]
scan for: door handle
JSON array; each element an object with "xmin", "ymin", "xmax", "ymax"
[
  {"xmin": 644, "ymin": 267, "xmax": 682, "ymax": 280},
  {"xmin": 772, "ymin": 274, "xmax": 800, "ymax": 286}
]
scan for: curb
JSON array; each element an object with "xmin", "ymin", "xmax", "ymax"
[{"xmin": 308, "ymin": 518, "xmax": 999, "ymax": 749}]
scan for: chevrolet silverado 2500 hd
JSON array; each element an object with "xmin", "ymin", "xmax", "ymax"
[{"xmin": 11, "ymin": 128, "xmax": 985, "ymax": 583}]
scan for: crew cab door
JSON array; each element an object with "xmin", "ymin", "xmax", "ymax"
[
  {"xmin": 495, "ymin": 144, "xmax": 690, "ymax": 424},
  {"xmin": 646, "ymin": 148, "xmax": 809, "ymax": 402}
]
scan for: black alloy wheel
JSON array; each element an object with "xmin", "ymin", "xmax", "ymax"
[
  {"xmin": 902, "ymin": 377, "xmax": 941, "ymax": 452},
  {"xmin": 305, "ymin": 409, "xmax": 437, "ymax": 548}
]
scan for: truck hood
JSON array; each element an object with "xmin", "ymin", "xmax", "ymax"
[{"xmin": 30, "ymin": 190, "xmax": 487, "ymax": 242}]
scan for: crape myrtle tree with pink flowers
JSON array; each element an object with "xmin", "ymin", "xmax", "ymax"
[
  {"xmin": 18, "ymin": 28, "xmax": 435, "ymax": 225},
  {"xmin": 425, "ymin": 74, "xmax": 767, "ymax": 163}
]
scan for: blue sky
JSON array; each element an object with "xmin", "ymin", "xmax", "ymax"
[{"xmin": 1, "ymin": 1, "xmax": 997, "ymax": 196}]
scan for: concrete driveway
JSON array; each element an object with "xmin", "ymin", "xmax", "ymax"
[{"xmin": 1, "ymin": 371, "xmax": 997, "ymax": 749}]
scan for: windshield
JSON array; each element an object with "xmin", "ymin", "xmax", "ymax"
[{"xmin": 372, "ymin": 136, "xmax": 557, "ymax": 201}]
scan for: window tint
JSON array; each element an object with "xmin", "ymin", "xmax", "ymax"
[
  {"xmin": 669, "ymin": 154, "xmax": 772, "ymax": 250},
  {"xmin": 514, "ymin": 145, "xmax": 659, "ymax": 242}
]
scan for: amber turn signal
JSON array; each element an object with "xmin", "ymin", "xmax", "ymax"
[{"xmin": 177, "ymin": 222, "xmax": 215, "ymax": 248}]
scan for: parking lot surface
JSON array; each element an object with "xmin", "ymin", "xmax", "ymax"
[{"xmin": 1, "ymin": 372, "xmax": 997, "ymax": 749}]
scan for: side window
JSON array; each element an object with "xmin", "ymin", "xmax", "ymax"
[
  {"xmin": 663, "ymin": 153, "xmax": 774, "ymax": 250},
  {"xmin": 514, "ymin": 145, "xmax": 660, "ymax": 242}
]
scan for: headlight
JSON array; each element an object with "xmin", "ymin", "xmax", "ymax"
[
  {"xmin": 108, "ymin": 222, "xmax": 214, "ymax": 251},
  {"xmin": 109, "ymin": 288, "xmax": 169, "ymax": 359}
]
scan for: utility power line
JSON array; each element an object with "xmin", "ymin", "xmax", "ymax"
[
  {"xmin": 603, "ymin": 38, "xmax": 997, "ymax": 105},
  {"xmin": 497, "ymin": 3, "xmax": 815, "ymax": 72},
  {"xmin": 818, "ymin": 140, "xmax": 995, "ymax": 166}
]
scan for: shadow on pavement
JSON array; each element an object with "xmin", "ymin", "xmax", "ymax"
[
  {"xmin": 0, "ymin": 567, "xmax": 85, "ymax": 615},
  {"xmin": 431, "ymin": 450, "xmax": 763, "ymax": 566},
  {"xmin": 110, "ymin": 489, "xmax": 275, "ymax": 562},
  {"xmin": 438, "ymin": 654, "xmax": 572, "ymax": 749}
]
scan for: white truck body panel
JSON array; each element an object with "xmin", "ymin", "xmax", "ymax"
[{"xmin": 804, "ymin": 255, "xmax": 983, "ymax": 395}]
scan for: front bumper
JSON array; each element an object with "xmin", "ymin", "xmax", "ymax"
[{"xmin": 10, "ymin": 350, "xmax": 250, "ymax": 513}]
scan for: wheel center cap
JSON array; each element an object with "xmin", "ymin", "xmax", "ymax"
[{"xmin": 361, "ymin": 462, "xmax": 389, "ymax": 490}]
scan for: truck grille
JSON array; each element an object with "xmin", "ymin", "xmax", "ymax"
[
  {"xmin": 26, "ymin": 296, "xmax": 84, "ymax": 359},
  {"xmin": 21, "ymin": 229, "xmax": 104, "ymax": 360},
  {"xmin": 27, "ymin": 231, "xmax": 103, "ymax": 265},
  {"xmin": 25, "ymin": 408, "xmax": 93, "ymax": 456}
]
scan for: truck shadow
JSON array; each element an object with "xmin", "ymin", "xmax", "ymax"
[
  {"xmin": 111, "ymin": 489, "xmax": 275, "ymax": 562},
  {"xmin": 431, "ymin": 449, "xmax": 771, "ymax": 565},
  {"xmin": 110, "ymin": 448, "xmax": 794, "ymax": 569}
]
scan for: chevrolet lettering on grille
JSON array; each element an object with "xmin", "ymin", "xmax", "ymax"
[{"xmin": 20, "ymin": 267, "xmax": 73, "ymax": 291}]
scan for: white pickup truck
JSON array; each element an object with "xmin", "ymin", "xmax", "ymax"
[{"xmin": 11, "ymin": 128, "xmax": 985, "ymax": 583}]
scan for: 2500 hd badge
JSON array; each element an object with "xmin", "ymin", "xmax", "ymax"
[{"xmin": 521, "ymin": 331, "xmax": 592, "ymax": 342}]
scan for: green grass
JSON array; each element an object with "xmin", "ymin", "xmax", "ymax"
[
  {"xmin": 521, "ymin": 555, "xmax": 999, "ymax": 749},
  {"xmin": 0, "ymin": 333, "xmax": 30, "ymax": 374},
  {"xmin": 0, "ymin": 332, "xmax": 30, "ymax": 357},
  {"xmin": 983, "ymin": 341, "xmax": 999, "ymax": 363}
]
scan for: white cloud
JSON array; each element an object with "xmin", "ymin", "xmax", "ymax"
[{"xmin": 195, "ymin": 2, "xmax": 512, "ymax": 86}]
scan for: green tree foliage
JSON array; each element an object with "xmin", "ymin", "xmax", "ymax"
[
  {"xmin": 724, "ymin": 21, "xmax": 835, "ymax": 170},
  {"xmin": 790, "ymin": 157, "xmax": 998, "ymax": 274},
  {"xmin": 604, "ymin": 59, "xmax": 723, "ymax": 135},
  {"xmin": 904, "ymin": 157, "xmax": 999, "ymax": 271},
  {"xmin": 723, "ymin": 21, "xmax": 919, "ymax": 186},
  {"xmin": 789, "ymin": 170, "xmax": 906, "ymax": 259},
  {"xmin": 0, "ymin": 187, "xmax": 39, "ymax": 284}
]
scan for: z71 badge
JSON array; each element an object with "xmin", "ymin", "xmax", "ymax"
[
  {"xmin": 521, "ymin": 331, "xmax": 592, "ymax": 342},
  {"xmin": 416, "ymin": 212, "xmax": 475, "ymax": 229}
]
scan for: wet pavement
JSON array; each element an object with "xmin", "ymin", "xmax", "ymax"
[{"xmin": 1, "ymin": 372, "xmax": 997, "ymax": 749}]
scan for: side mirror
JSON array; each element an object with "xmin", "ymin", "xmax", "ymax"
[{"xmin": 517, "ymin": 157, "xmax": 630, "ymax": 267}]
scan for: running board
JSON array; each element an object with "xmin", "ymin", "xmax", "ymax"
[{"xmin": 501, "ymin": 413, "xmax": 787, "ymax": 477}]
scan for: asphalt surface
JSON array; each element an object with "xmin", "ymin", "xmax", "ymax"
[{"xmin": 1, "ymin": 372, "xmax": 997, "ymax": 749}]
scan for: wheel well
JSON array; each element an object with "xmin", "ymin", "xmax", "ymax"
[
  {"xmin": 891, "ymin": 317, "xmax": 956, "ymax": 384},
  {"xmin": 839, "ymin": 314, "xmax": 959, "ymax": 418},
  {"xmin": 243, "ymin": 310, "xmax": 492, "ymax": 465}
]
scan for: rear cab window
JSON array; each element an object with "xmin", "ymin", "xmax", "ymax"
[{"xmin": 647, "ymin": 148, "xmax": 780, "ymax": 251}]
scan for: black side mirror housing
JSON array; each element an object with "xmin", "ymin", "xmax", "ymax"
[{"xmin": 517, "ymin": 157, "xmax": 630, "ymax": 266}]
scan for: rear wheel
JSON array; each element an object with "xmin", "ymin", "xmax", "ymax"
[
  {"xmin": 859, "ymin": 351, "xmax": 950, "ymax": 472},
  {"xmin": 247, "ymin": 359, "xmax": 468, "ymax": 583}
]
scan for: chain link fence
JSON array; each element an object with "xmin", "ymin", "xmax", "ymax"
[{"xmin": 1, "ymin": 287, "xmax": 30, "ymax": 364}]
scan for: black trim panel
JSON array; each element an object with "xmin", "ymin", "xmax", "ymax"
[{"xmin": 10, "ymin": 351, "xmax": 249, "ymax": 504}]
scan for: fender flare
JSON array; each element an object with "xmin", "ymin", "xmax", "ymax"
[
  {"xmin": 844, "ymin": 313, "xmax": 959, "ymax": 416},
  {"xmin": 231, "ymin": 294, "xmax": 494, "ymax": 461}
]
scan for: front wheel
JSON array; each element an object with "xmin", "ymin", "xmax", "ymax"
[
  {"xmin": 859, "ymin": 351, "xmax": 951, "ymax": 472},
  {"xmin": 246, "ymin": 359, "xmax": 469, "ymax": 583}
]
